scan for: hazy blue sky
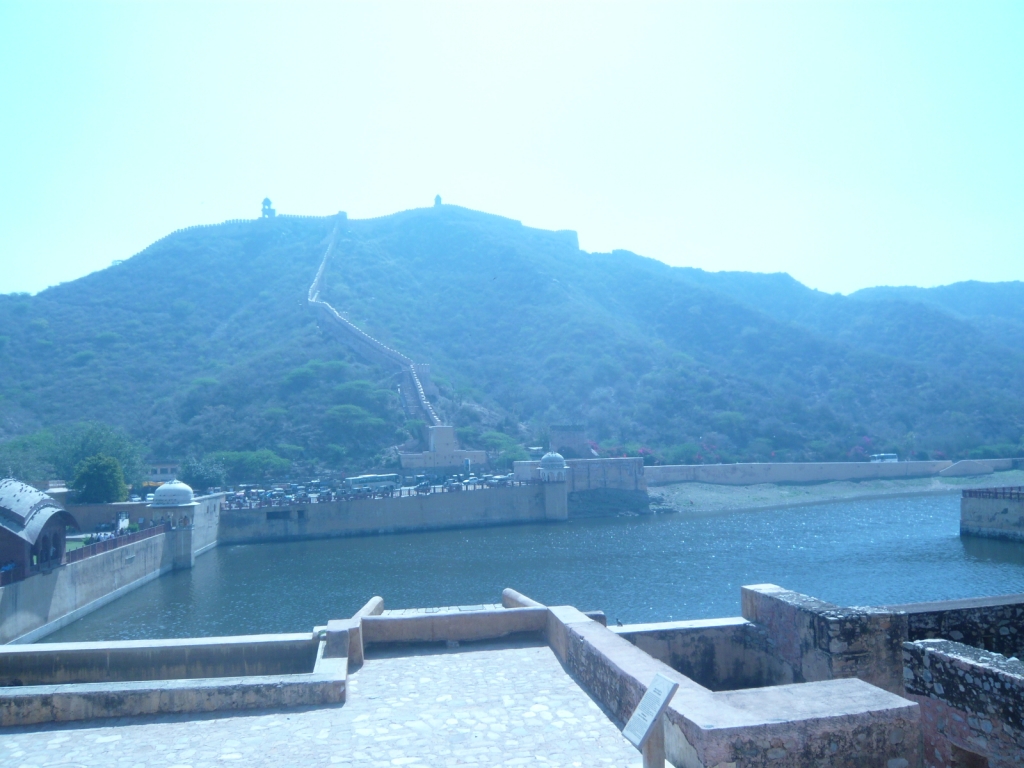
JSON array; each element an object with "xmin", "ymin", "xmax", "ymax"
[{"xmin": 1, "ymin": 1, "xmax": 1021, "ymax": 295}]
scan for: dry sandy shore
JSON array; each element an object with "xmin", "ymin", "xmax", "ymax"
[{"xmin": 649, "ymin": 469, "xmax": 1024, "ymax": 517}]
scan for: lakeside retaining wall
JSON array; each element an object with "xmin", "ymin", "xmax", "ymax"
[
  {"xmin": 0, "ymin": 532, "xmax": 177, "ymax": 644},
  {"xmin": 514, "ymin": 457, "xmax": 648, "ymax": 515},
  {"xmin": 645, "ymin": 458, "xmax": 1021, "ymax": 486},
  {"xmin": 961, "ymin": 494, "xmax": 1024, "ymax": 542},
  {"xmin": 1, "ymin": 495, "xmax": 222, "ymax": 644},
  {"xmin": 217, "ymin": 484, "xmax": 558, "ymax": 545}
]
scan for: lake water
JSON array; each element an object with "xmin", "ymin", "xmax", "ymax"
[{"xmin": 47, "ymin": 494, "xmax": 1024, "ymax": 642}]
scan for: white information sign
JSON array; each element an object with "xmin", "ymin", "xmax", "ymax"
[{"xmin": 622, "ymin": 673, "xmax": 680, "ymax": 749}]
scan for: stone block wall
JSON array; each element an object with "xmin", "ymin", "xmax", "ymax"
[
  {"xmin": 514, "ymin": 457, "xmax": 646, "ymax": 493},
  {"xmin": 903, "ymin": 639, "xmax": 1024, "ymax": 768},
  {"xmin": 891, "ymin": 595, "xmax": 1024, "ymax": 658},
  {"xmin": 741, "ymin": 584, "xmax": 908, "ymax": 694},
  {"xmin": 960, "ymin": 496, "xmax": 1024, "ymax": 542},
  {"xmin": 613, "ymin": 617, "xmax": 796, "ymax": 691},
  {"xmin": 217, "ymin": 484, "xmax": 551, "ymax": 545},
  {"xmin": 546, "ymin": 604, "xmax": 921, "ymax": 768}
]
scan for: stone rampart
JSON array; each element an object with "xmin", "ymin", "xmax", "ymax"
[
  {"xmin": 308, "ymin": 218, "xmax": 442, "ymax": 426},
  {"xmin": 903, "ymin": 639, "xmax": 1024, "ymax": 768},
  {"xmin": 960, "ymin": 492, "xmax": 1024, "ymax": 542},
  {"xmin": 888, "ymin": 594, "xmax": 1024, "ymax": 658},
  {"xmin": 217, "ymin": 485, "xmax": 554, "ymax": 545},
  {"xmin": 741, "ymin": 584, "xmax": 908, "ymax": 694},
  {"xmin": 612, "ymin": 617, "xmax": 796, "ymax": 691},
  {"xmin": 546, "ymin": 604, "xmax": 920, "ymax": 768}
]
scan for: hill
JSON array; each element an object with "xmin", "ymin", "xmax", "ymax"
[{"xmin": 1, "ymin": 204, "xmax": 1022, "ymax": 481}]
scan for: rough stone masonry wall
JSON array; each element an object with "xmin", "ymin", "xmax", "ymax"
[
  {"xmin": 741, "ymin": 584, "xmax": 908, "ymax": 694},
  {"xmin": 613, "ymin": 617, "xmax": 796, "ymax": 691},
  {"xmin": 891, "ymin": 595, "xmax": 1024, "ymax": 659},
  {"xmin": 547, "ymin": 604, "xmax": 921, "ymax": 768},
  {"xmin": 903, "ymin": 639, "xmax": 1024, "ymax": 768}
]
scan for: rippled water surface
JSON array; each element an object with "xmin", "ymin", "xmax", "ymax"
[{"xmin": 48, "ymin": 494, "xmax": 1024, "ymax": 641}]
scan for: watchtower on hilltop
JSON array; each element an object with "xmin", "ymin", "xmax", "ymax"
[{"xmin": 261, "ymin": 198, "xmax": 276, "ymax": 218}]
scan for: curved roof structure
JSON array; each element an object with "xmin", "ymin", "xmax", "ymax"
[
  {"xmin": 150, "ymin": 479, "xmax": 197, "ymax": 508},
  {"xmin": 0, "ymin": 479, "xmax": 79, "ymax": 545},
  {"xmin": 540, "ymin": 452, "xmax": 567, "ymax": 471}
]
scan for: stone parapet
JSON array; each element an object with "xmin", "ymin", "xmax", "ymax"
[
  {"xmin": 903, "ymin": 639, "xmax": 1024, "ymax": 768},
  {"xmin": 612, "ymin": 617, "xmax": 796, "ymax": 691},
  {"xmin": 888, "ymin": 594, "xmax": 1024, "ymax": 659},
  {"xmin": 546, "ymin": 604, "xmax": 921, "ymax": 768},
  {"xmin": 741, "ymin": 584, "xmax": 908, "ymax": 694}
]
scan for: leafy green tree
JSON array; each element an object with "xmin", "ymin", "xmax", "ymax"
[
  {"xmin": 208, "ymin": 449, "xmax": 290, "ymax": 484},
  {"xmin": 49, "ymin": 423, "xmax": 144, "ymax": 487},
  {"xmin": 0, "ymin": 431, "xmax": 55, "ymax": 483},
  {"xmin": 479, "ymin": 431, "xmax": 528, "ymax": 470},
  {"xmin": 324, "ymin": 405, "xmax": 390, "ymax": 451},
  {"xmin": 72, "ymin": 455, "xmax": 128, "ymax": 503},
  {"xmin": 179, "ymin": 455, "xmax": 226, "ymax": 492}
]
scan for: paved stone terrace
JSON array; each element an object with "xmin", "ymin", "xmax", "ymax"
[{"xmin": 0, "ymin": 644, "xmax": 642, "ymax": 768}]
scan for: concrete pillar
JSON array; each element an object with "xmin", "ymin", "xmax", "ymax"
[
  {"xmin": 544, "ymin": 481, "xmax": 568, "ymax": 520},
  {"xmin": 171, "ymin": 526, "xmax": 194, "ymax": 570}
]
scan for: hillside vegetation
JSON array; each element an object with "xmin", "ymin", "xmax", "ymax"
[{"xmin": 1, "ymin": 205, "xmax": 1022, "ymax": 481}]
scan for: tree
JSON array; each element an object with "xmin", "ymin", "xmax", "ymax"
[
  {"xmin": 49, "ymin": 422, "xmax": 144, "ymax": 487},
  {"xmin": 72, "ymin": 455, "xmax": 129, "ymax": 503},
  {"xmin": 178, "ymin": 455, "xmax": 226, "ymax": 492},
  {"xmin": 208, "ymin": 449, "xmax": 290, "ymax": 484}
]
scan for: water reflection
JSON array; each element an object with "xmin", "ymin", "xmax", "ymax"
[{"xmin": 961, "ymin": 534, "xmax": 1024, "ymax": 567}]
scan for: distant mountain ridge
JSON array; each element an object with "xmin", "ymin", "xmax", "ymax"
[{"xmin": 0, "ymin": 204, "xmax": 1021, "ymax": 473}]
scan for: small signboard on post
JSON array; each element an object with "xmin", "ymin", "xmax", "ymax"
[{"xmin": 622, "ymin": 673, "xmax": 679, "ymax": 768}]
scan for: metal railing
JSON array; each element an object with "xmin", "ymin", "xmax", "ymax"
[
  {"xmin": 962, "ymin": 486, "xmax": 1024, "ymax": 500},
  {"xmin": 65, "ymin": 524, "xmax": 171, "ymax": 564}
]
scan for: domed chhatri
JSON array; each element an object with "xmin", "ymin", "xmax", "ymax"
[
  {"xmin": 149, "ymin": 479, "xmax": 197, "ymax": 508},
  {"xmin": 539, "ymin": 452, "xmax": 567, "ymax": 482}
]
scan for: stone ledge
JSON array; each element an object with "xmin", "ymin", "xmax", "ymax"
[{"xmin": 0, "ymin": 670, "xmax": 345, "ymax": 727}]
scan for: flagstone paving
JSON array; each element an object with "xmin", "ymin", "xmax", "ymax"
[{"xmin": 0, "ymin": 643, "xmax": 642, "ymax": 768}]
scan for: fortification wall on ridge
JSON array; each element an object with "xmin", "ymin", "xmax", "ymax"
[{"xmin": 308, "ymin": 217, "xmax": 442, "ymax": 427}]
